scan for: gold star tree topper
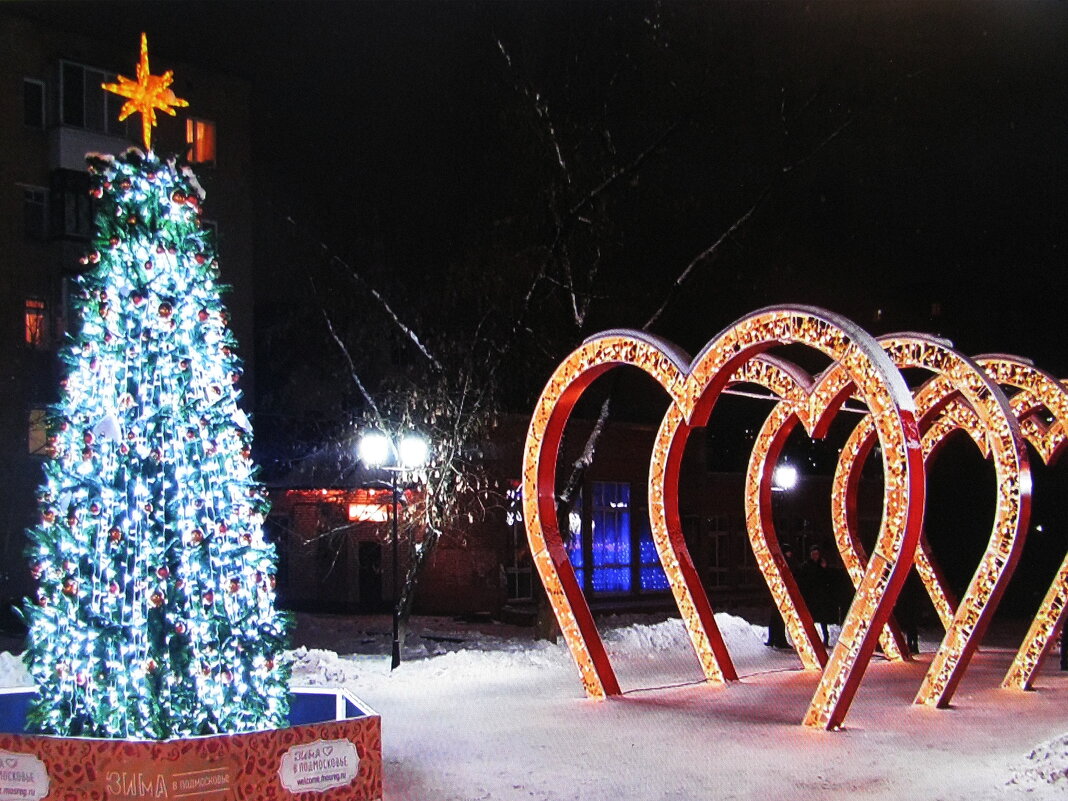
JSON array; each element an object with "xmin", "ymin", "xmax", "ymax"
[{"xmin": 102, "ymin": 33, "xmax": 189, "ymax": 152}]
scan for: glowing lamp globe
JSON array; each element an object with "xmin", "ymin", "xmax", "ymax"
[
  {"xmin": 358, "ymin": 431, "xmax": 391, "ymax": 467},
  {"xmin": 773, "ymin": 464, "xmax": 799, "ymax": 492},
  {"xmin": 398, "ymin": 435, "xmax": 429, "ymax": 469}
]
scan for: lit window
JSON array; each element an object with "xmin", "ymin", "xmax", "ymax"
[
  {"xmin": 23, "ymin": 187, "xmax": 48, "ymax": 240},
  {"xmin": 590, "ymin": 482, "xmax": 632, "ymax": 593},
  {"xmin": 637, "ymin": 517, "xmax": 670, "ymax": 592},
  {"xmin": 25, "ymin": 298, "xmax": 48, "ymax": 348},
  {"xmin": 348, "ymin": 503, "xmax": 389, "ymax": 523},
  {"xmin": 23, "ymin": 78, "xmax": 45, "ymax": 129},
  {"xmin": 28, "ymin": 409, "xmax": 47, "ymax": 455},
  {"xmin": 186, "ymin": 118, "xmax": 217, "ymax": 165}
]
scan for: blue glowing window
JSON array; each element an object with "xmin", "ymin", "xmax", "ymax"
[
  {"xmin": 591, "ymin": 482, "xmax": 631, "ymax": 593},
  {"xmin": 565, "ymin": 490, "xmax": 584, "ymax": 589},
  {"xmin": 638, "ymin": 517, "xmax": 669, "ymax": 591}
]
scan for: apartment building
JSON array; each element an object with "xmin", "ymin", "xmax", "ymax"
[{"xmin": 0, "ymin": 12, "xmax": 255, "ymax": 607}]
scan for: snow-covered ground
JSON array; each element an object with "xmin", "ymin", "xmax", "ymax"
[{"xmin": 2, "ymin": 612, "xmax": 1066, "ymax": 800}]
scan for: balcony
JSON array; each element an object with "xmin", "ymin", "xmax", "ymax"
[{"xmin": 48, "ymin": 125, "xmax": 132, "ymax": 172}]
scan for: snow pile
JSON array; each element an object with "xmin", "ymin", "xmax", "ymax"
[
  {"xmin": 0, "ymin": 652, "xmax": 30, "ymax": 687},
  {"xmin": 600, "ymin": 613, "xmax": 770, "ymax": 661},
  {"xmin": 287, "ymin": 647, "xmax": 359, "ymax": 687},
  {"xmin": 1008, "ymin": 733, "xmax": 1068, "ymax": 790}
]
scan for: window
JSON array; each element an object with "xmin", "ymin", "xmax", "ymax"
[
  {"xmin": 60, "ymin": 61, "xmax": 126, "ymax": 136},
  {"xmin": 28, "ymin": 409, "xmax": 48, "ymax": 456},
  {"xmin": 25, "ymin": 298, "xmax": 48, "ymax": 348},
  {"xmin": 565, "ymin": 489, "xmax": 585, "ymax": 589},
  {"xmin": 24, "ymin": 78, "xmax": 45, "ymax": 128},
  {"xmin": 50, "ymin": 170, "xmax": 93, "ymax": 239},
  {"xmin": 637, "ymin": 515, "xmax": 670, "ymax": 592},
  {"xmin": 590, "ymin": 482, "xmax": 631, "ymax": 593},
  {"xmin": 186, "ymin": 118, "xmax": 217, "ymax": 165},
  {"xmin": 23, "ymin": 187, "xmax": 48, "ymax": 240}
]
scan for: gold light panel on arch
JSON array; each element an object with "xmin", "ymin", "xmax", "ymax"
[{"xmin": 522, "ymin": 306, "xmax": 1067, "ymax": 732}]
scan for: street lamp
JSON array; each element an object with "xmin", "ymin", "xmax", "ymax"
[
  {"xmin": 358, "ymin": 429, "xmax": 429, "ymax": 670},
  {"xmin": 772, "ymin": 463, "xmax": 798, "ymax": 492}
]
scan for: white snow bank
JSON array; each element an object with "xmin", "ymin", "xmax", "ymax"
[
  {"xmin": 1008, "ymin": 733, "xmax": 1068, "ymax": 790},
  {"xmin": 0, "ymin": 651, "xmax": 30, "ymax": 687}
]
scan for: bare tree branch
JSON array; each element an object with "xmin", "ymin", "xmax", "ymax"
[{"xmin": 643, "ymin": 187, "xmax": 770, "ymax": 330}]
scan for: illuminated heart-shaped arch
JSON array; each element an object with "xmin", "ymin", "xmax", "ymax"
[
  {"xmin": 827, "ymin": 335, "xmax": 1031, "ymax": 709},
  {"xmin": 970, "ymin": 356, "xmax": 1068, "ymax": 691},
  {"xmin": 522, "ymin": 305, "xmax": 926, "ymax": 730},
  {"xmin": 728, "ymin": 355, "xmax": 831, "ymax": 672}
]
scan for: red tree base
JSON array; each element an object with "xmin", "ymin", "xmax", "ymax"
[{"xmin": 0, "ymin": 687, "xmax": 381, "ymax": 801}]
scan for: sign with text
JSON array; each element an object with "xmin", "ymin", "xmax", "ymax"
[
  {"xmin": 278, "ymin": 738, "xmax": 360, "ymax": 793},
  {"xmin": 0, "ymin": 750, "xmax": 48, "ymax": 801},
  {"xmin": 100, "ymin": 754, "xmax": 238, "ymax": 800}
]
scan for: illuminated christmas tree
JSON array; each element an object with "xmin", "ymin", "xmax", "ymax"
[{"xmin": 22, "ymin": 35, "xmax": 289, "ymax": 739}]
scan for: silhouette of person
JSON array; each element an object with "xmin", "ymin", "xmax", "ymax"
[
  {"xmin": 766, "ymin": 543, "xmax": 797, "ymax": 648},
  {"xmin": 1060, "ymin": 619, "xmax": 1067, "ymax": 671},
  {"xmin": 896, "ymin": 570, "xmax": 923, "ymax": 656},
  {"xmin": 797, "ymin": 543, "xmax": 834, "ymax": 647}
]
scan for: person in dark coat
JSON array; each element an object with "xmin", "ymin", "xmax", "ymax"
[
  {"xmin": 1060, "ymin": 618, "xmax": 1067, "ymax": 671},
  {"xmin": 765, "ymin": 543, "xmax": 797, "ymax": 648},
  {"xmin": 797, "ymin": 543, "xmax": 834, "ymax": 647},
  {"xmin": 895, "ymin": 570, "xmax": 923, "ymax": 656}
]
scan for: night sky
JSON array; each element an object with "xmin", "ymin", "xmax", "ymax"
[
  {"xmin": 10, "ymin": 1, "xmax": 1068, "ymax": 615},
  {"xmin": 19, "ymin": 0, "xmax": 1068, "ymax": 373}
]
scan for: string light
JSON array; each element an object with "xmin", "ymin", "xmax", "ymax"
[{"xmin": 23, "ymin": 149, "xmax": 290, "ymax": 740}]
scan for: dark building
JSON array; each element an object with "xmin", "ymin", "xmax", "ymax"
[
  {"xmin": 0, "ymin": 12, "xmax": 255, "ymax": 607},
  {"xmin": 265, "ymin": 413, "xmax": 862, "ymax": 621}
]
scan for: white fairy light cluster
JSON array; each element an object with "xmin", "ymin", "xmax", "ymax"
[{"xmin": 24, "ymin": 150, "xmax": 289, "ymax": 739}]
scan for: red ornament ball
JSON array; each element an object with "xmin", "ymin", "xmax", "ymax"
[
  {"xmin": 157, "ymin": 566, "xmax": 169, "ymax": 579},
  {"xmin": 151, "ymin": 591, "xmax": 164, "ymax": 607},
  {"xmin": 108, "ymin": 527, "xmax": 122, "ymax": 543},
  {"xmin": 158, "ymin": 302, "xmax": 172, "ymax": 318}
]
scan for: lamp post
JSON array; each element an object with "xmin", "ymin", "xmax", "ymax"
[
  {"xmin": 772, "ymin": 462, "xmax": 799, "ymax": 547},
  {"xmin": 358, "ymin": 429, "xmax": 429, "ymax": 670}
]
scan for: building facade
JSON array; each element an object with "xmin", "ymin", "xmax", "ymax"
[
  {"xmin": 266, "ymin": 414, "xmax": 863, "ymax": 621},
  {"xmin": 0, "ymin": 12, "xmax": 255, "ymax": 608}
]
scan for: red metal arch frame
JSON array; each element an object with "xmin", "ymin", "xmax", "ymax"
[
  {"xmin": 522, "ymin": 305, "xmax": 926, "ymax": 730},
  {"xmin": 826, "ymin": 335, "xmax": 1031, "ymax": 709},
  {"xmin": 972, "ymin": 356, "xmax": 1068, "ymax": 690}
]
